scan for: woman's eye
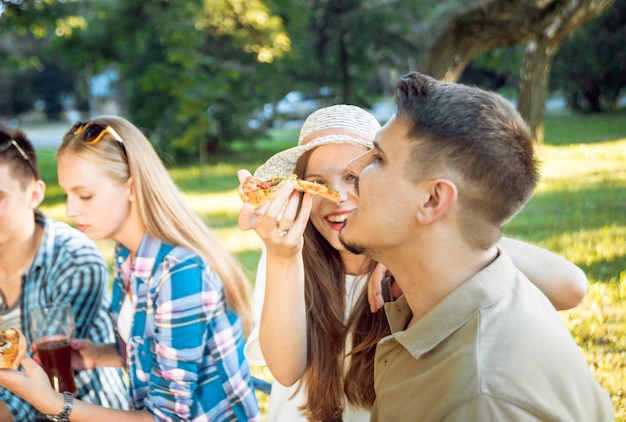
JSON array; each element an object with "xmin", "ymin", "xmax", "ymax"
[
  {"xmin": 79, "ymin": 195, "xmax": 92, "ymax": 200},
  {"xmin": 373, "ymin": 152, "xmax": 383, "ymax": 163},
  {"xmin": 346, "ymin": 174, "xmax": 357, "ymax": 182}
]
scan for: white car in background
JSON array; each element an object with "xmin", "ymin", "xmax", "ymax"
[
  {"xmin": 275, "ymin": 90, "xmax": 325, "ymax": 121},
  {"xmin": 248, "ymin": 88, "xmax": 333, "ymax": 130}
]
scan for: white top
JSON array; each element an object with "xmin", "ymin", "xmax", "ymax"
[
  {"xmin": 244, "ymin": 249, "xmax": 370, "ymax": 422},
  {"xmin": 117, "ymin": 295, "xmax": 133, "ymax": 343},
  {"xmin": 117, "ymin": 258, "xmax": 134, "ymax": 343},
  {"xmin": 0, "ymin": 303, "xmax": 21, "ymax": 333}
]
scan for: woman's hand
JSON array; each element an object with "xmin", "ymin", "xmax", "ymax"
[
  {"xmin": 367, "ymin": 263, "xmax": 403, "ymax": 312},
  {"xmin": 237, "ymin": 169, "xmax": 313, "ymax": 258},
  {"xmin": 71, "ymin": 341, "xmax": 123, "ymax": 369},
  {"xmin": 238, "ymin": 169, "xmax": 312, "ymax": 384},
  {"xmin": 70, "ymin": 338, "xmax": 99, "ymax": 370},
  {"xmin": 367, "ymin": 263, "xmax": 389, "ymax": 312}
]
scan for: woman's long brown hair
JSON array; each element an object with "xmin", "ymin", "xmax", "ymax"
[{"xmin": 294, "ymin": 151, "xmax": 391, "ymax": 421}]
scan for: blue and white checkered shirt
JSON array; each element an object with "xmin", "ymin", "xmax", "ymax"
[
  {"xmin": 1, "ymin": 210, "xmax": 130, "ymax": 421},
  {"xmin": 110, "ymin": 234, "xmax": 261, "ymax": 421}
]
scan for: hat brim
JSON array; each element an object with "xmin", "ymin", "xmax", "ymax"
[{"xmin": 253, "ymin": 135, "xmax": 373, "ymax": 180}]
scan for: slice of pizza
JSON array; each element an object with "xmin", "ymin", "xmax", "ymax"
[
  {"xmin": 240, "ymin": 174, "xmax": 340, "ymax": 208},
  {"xmin": 0, "ymin": 328, "xmax": 27, "ymax": 369}
]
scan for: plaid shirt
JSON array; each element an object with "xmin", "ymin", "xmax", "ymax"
[
  {"xmin": 1, "ymin": 211, "xmax": 130, "ymax": 421},
  {"xmin": 110, "ymin": 234, "xmax": 261, "ymax": 421}
]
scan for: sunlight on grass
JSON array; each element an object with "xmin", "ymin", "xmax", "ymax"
[
  {"xmin": 543, "ymin": 226, "xmax": 626, "ymax": 280},
  {"xmin": 536, "ymin": 140, "xmax": 626, "ymax": 190},
  {"xmin": 183, "ymin": 191, "xmax": 243, "ymax": 215},
  {"xmin": 505, "ymin": 135, "xmax": 626, "ymax": 419},
  {"xmin": 561, "ymin": 282, "xmax": 626, "ymax": 420},
  {"xmin": 40, "ymin": 203, "xmax": 67, "ymax": 221},
  {"xmin": 214, "ymin": 225, "xmax": 263, "ymax": 253}
]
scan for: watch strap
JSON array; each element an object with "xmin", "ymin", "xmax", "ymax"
[{"xmin": 46, "ymin": 391, "xmax": 74, "ymax": 422}]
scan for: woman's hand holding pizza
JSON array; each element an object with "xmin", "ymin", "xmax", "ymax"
[{"xmin": 237, "ymin": 169, "xmax": 312, "ymax": 258}]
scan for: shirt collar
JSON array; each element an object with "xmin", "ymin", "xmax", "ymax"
[
  {"xmin": 116, "ymin": 233, "xmax": 161, "ymax": 281},
  {"xmin": 383, "ymin": 248, "xmax": 515, "ymax": 359}
]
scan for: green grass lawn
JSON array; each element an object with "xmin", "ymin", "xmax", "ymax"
[
  {"xmin": 36, "ymin": 110, "xmax": 625, "ymax": 419},
  {"xmin": 508, "ymin": 109, "xmax": 626, "ymax": 419}
]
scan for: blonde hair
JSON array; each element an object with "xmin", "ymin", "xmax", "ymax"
[{"xmin": 58, "ymin": 115, "xmax": 253, "ymax": 334}]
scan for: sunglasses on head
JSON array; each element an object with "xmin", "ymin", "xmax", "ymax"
[
  {"xmin": 68, "ymin": 121, "xmax": 127, "ymax": 158},
  {"xmin": 0, "ymin": 131, "xmax": 38, "ymax": 178}
]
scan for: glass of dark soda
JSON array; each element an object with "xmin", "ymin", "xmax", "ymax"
[{"xmin": 30, "ymin": 303, "xmax": 77, "ymax": 394}]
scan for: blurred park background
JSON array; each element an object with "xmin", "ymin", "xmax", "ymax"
[
  {"xmin": 2, "ymin": 0, "xmax": 625, "ymax": 419},
  {"xmin": 2, "ymin": 0, "xmax": 626, "ymax": 152}
]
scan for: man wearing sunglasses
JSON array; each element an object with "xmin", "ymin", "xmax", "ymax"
[{"xmin": 0, "ymin": 126, "xmax": 129, "ymax": 421}]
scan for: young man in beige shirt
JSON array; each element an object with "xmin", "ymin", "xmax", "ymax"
[{"xmin": 340, "ymin": 72, "xmax": 614, "ymax": 421}]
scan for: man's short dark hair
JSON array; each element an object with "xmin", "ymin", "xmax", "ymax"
[
  {"xmin": 0, "ymin": 125, "xmax": 40, "ymax": 185},
  {"xmin": 393, "ymin": 71, "xmax": 540, "ymax": 248}
]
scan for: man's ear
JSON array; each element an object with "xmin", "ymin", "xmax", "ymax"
[
  {"xmin": 29, "ymin": 180, "xmax": 46, "ymax": 209},
  {"xmin": 416, "ymin": 178, "xmax": 457, "ymax": 224}
]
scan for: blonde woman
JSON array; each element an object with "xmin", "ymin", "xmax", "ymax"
[{"xmin": 0, "ymin": 116, "xmax": 260, "ymax": 421}]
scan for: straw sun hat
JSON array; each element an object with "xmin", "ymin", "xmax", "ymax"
[{"xmin": 253, "ymin": 104, "xmax": 382, "ymax": 180}]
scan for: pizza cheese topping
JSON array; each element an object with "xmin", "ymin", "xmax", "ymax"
[{"xmin": 240, "ymin": 174, "xmax": 340, "ymax": 208}]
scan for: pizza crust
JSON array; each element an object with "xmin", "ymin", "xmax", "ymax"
[{"xmin": 0, "ymin": 328, "xmax": 27, "ymax": 369}]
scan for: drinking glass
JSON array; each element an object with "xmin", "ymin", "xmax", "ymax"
[{"xmin": 30, "ymin": 303, "xmax": 77, "ymax": 394}]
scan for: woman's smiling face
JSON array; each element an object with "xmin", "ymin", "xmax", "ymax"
[{"xmin": 304, "ymin": 143, "xmax": 367, "ymax": 251}]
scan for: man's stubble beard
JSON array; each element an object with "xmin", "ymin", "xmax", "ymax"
[{"xmin": 339, "ymin": 230, "xmax": 366, "ymax": 255}]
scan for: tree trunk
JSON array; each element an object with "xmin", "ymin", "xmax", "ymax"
[
  {"xmin": 518, "ymin": 39, "xmax": 558, "ymax": 144},
  {"xmin": 418, "ymin": 0, "xmax": 613, "ymax": 143},
  {"xmin": 339, "ymin": 32, "xmax": 352, "ymax": 102},
  {"xmin": 420, "ymin": 0, "xmax": 614, "ymax": 82}
]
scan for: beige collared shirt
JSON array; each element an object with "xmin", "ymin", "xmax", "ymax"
[{"xmin": 372, "ymin": 250, "xmax": 614, "ymax": 422}]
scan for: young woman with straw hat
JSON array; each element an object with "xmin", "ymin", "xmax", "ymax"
[{"xmin": 237, "ymin": 104, "xmax": 588, "ymax": 421}]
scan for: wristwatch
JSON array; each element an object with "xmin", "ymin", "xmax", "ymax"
[{"xmin": 46, "ymin": 391, "xmax": 74, "ymax": 422}]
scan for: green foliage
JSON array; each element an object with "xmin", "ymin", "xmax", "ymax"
[
  {"xmin": 297, "ymin": 0, "xmax": 423, "ymax": 104},
  {"xmin": 0, "ymin": 51, "xmax": 37, "ymax": 116},
  {"xmin": 460, "ymin": 45, "xmax": 525, "ymax": 92},
  {"xmin": 0, "ymin": 0, "xmax": 80, "ymax": 38},
  {"xmin": 0, "ymin": 1, "xmax": 103, "ymax": 119},
  {"xmin": 3, "ymin": 0, "xmax": 293, "ymax": 157},
  {"xmin": 551, "ymin": 0, "xmax": 626, "ymax": 112},
  {"xmin": 0, "ymin": 36, "xmax": 82, "ymax": 118}
]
